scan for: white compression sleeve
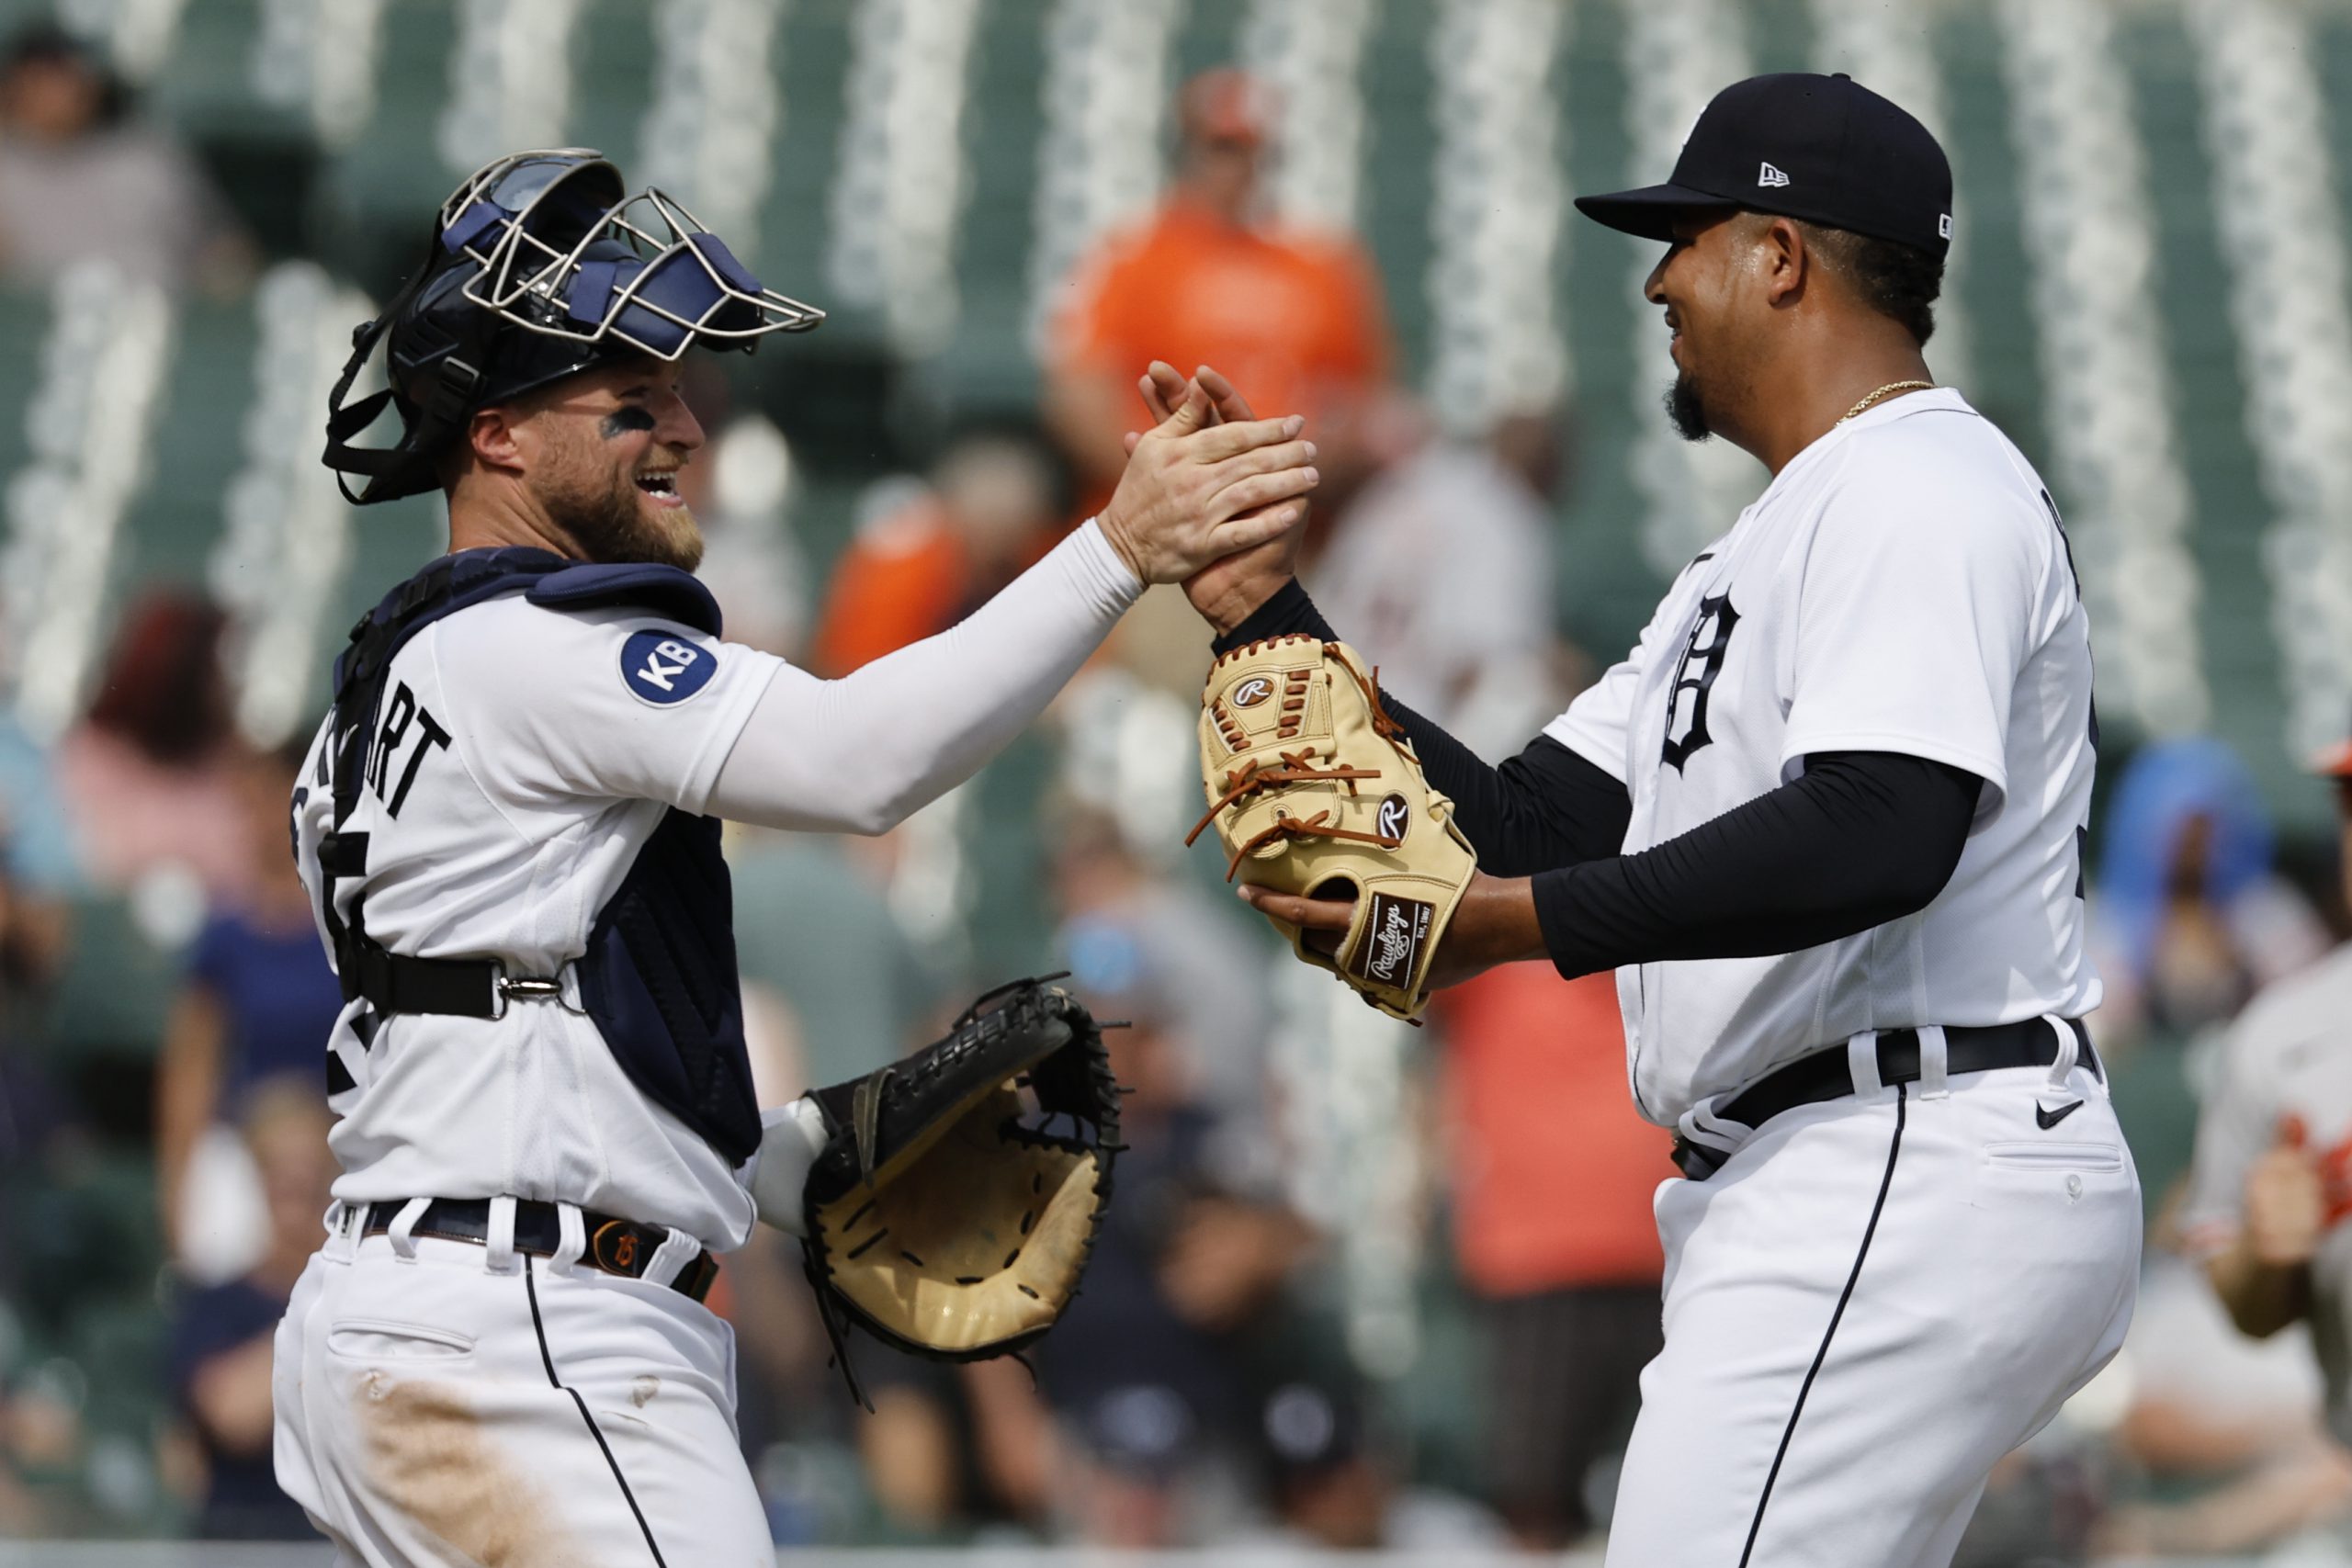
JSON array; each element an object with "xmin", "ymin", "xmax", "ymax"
[{"xmin": 707, "ymin": 517, "xmax": 1144, "ymax": 834}]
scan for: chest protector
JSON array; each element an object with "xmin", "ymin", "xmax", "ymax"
[{"xmin": 321, "ymin": 547, "xmax": 761, "ymax": 1165}]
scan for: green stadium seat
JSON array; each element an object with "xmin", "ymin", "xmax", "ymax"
[{"xmin": 119, "ymin": 299, "xmax": 259, "ymax": 590}]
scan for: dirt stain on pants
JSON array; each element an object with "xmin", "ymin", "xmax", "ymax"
[{"xmin": 360, "ymin": 1373, "xmax": 585, "ymax": 1567}]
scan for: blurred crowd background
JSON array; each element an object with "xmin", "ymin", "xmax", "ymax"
[{"xmin": 5, "ymin": 0, "xmax": 2352, "ymax": 1560}]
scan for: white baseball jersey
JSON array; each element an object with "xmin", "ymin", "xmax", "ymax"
[
  {"xmin": 2182, "ymin": 942, "xmax": 2352, "ymax": 1440},
  {"xmin": 290, "ymin": 522, "xmax": 1143, "ymax": 1255},
  {"xmin": 294, "ymin": 594, "xmax": 786, "ymax": 1249},
  {"xmin": 1547, "ymin": 389, "xmax": 2099, "ymax": 1124}
]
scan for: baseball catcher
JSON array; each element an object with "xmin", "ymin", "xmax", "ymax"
[{"xmin": 273, "ymin": 145, "xmax": 1315, "ymax": 1564}]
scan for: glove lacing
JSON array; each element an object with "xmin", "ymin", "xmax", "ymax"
[{"xmin": 1185, "ymin": 746, "xmax": 1384, "ymax": 847}]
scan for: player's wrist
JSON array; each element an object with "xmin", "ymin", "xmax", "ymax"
[
  {"xmin": 1073, "ymin": 515, "xmax": 1146, "ymax": 595},
  {"xmin": 1196, "ymin": 569, "xmax": 1297, "ymax": 637},
  {"xmin": 1428, "ymin": 872, "xmax": 1542, "ymax": 989},
  {"xmin": 1092, "ymin": 508, "xmax": 1151, "ymax": 584}
]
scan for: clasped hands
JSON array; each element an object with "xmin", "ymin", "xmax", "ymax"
[{"xmin": 1128, "ymin": 360, "xmax": 1546, "ymax": 997}]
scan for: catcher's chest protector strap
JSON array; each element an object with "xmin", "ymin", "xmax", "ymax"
[{"xmin": 320, "ymin": 550, "xmax": 760, "ymax": 1163}]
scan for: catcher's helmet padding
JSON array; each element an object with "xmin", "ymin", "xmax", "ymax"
[{"xmin": 322, "ymin": 148, "xmax": 824, "ymax": 506}]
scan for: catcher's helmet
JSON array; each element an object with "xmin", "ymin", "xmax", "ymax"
[{"xmin": 322, "ymin": 149, "xmax": 823, "ymax": 505}]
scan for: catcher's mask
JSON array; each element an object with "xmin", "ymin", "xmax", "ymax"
[{"xmin": 322, "ymin": 148, "xmax": 824, "ymax": 505}]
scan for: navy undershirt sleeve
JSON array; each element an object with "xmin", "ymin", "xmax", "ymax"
[
  {"xmin": 1214, "ymin": 579, "xmax": 1984, "ymax": 978},
  {"xmin": 1212, "ymin": 579, "xmax": 1631, "ymax": 869},
  {"xmin": 1531, "ymin": 750, "xmax": 1982, "ymax": 978}
]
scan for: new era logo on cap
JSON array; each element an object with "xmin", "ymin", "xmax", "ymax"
[{"xmin": 1758, "ymin": 162, "xmax": 1791, "ymax": 188}]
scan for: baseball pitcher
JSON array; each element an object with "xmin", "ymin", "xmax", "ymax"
[
  {"xmin": 271, "ymin": 149, "xmax": 1317, "ymax": 1564},
  {"xmin": 1184, "ymin": 74, "xmax": 2138, "ymax": 1565}
]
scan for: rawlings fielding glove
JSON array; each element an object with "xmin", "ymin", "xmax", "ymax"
[
  {"xmin": 1190, "ymin": 635, "xmax": 1477, "ymax": 1021},
  {"xmin": 797, "ymin": 976, "xmax": 1121, "ymax": 1401}
]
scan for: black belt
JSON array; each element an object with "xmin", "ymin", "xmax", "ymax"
[
  {"xmin": 337, "ymin": 928, "xmax": 566, "ymax": 1020},
  {"xmin": 356, "ymin": 1199, "xmax": 718, "ymax": 1303},
  {"xmin": 1671, "ymin": 1018, "xmax": 2098, "ymax": 1181}
]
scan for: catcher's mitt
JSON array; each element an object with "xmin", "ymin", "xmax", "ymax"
[
  {"xmin": 798, "ymin": 976, "xmax": 1120, "ymax": 1402},
  {"xmin": 1190, "ymin": 635, "xmax": 1477, "ymax": 1021}
]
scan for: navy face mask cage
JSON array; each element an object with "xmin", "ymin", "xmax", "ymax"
[{"xmin": 322, "ymin": 148, "xmax": 824, "ymax": 507}]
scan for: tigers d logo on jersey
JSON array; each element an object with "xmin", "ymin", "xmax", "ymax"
[{"xmin": 1662, "ymin": 592, "xmax": 1739, "ymax": 771}]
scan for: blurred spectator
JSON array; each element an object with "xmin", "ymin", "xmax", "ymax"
[
  {"xmin": 1249, "ymin": 1381, "xmax": 1505, "ymax": 1551},
  {"xmin": 54, "ymin": 592, "xmax": 256, "ymax": 902},
  {"xmin": 0, "ymin": 704, "xmax": 74, "ymax": 1156},
  {"xmin": 166, "ymin": 1077, "xmax": 334, "ymax": 1540},
  {"xmin": 728, "ymin": 832, "xmax": 941, "ymax": 1095},
  {"xmin": 678, "ymin": 412, "xmax": 810, "ymax": 661},
  {"xmin": 1043, "ymin": 67, "xmax": 1392, "ymax": 525},
  {"xmin": 2094, "ymin": 737, "xmax": 2329, "ymax": 1049},
  {"xmin": 722, "ymin": 831, "xmax": 974, "ymax": 1543},
  {"xmin": 1435, "ymin": 964, "xmax": 1668, "ymax": 1549},
  {"xmin": 726, "ymin": 830, "xmax": 1083, "ymax": 1544},
  {"xmin": 155, "ymin": 740, "xmax": 339, "ymax": 1271},
  {"xmin": 0, "ymin": 23, "xmax": 252, "ymax": 295},
  {"xmin": 0, "ymin": 701, "xmax": 80, "ymax": 903},
  {"xmin": 808, "ymin": 430, "xmax": 1064, "ymax": 677},
  {"xmin": 1052, "ymin": 806, "xmax": 1272, "ymax": 1140},
  {"xmin": 1951, "ymin": 1441, "xmax": 2106, "ymax": 1568},
  {"xmin": 968, "ymin": 927, "xmax": 1311, "ymax": 1543},
  {"xmin": 1311, "ymin": 401, "xmax": 1571, "ymax": 759},
  {"xmin": 2092, "ymin": 738, "xmax": 2331, "ymax": 1214},
  {"xmin": 2178, "ymin": 721, "xmax": 2352, "ymax": 1447},
  {"xmin": 2099, "ymin": 1217, "xmax": 2352, "ymax": 1556}
]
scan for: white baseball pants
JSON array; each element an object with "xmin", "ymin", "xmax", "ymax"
[
  {"xmin": 1605, "ymin": 1036, "xmax": 2140, "ymax": 1567},
  {"xmin": 272, "ymin": 1201, "xmax": 771, "ymax": 1566}
]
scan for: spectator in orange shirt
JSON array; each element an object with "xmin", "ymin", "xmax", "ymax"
[
  {"xmin": 1044, "ymin": 67, "xmax": 1393, "ymax": 529},
  {"xmin": 1437, "ymin": 964, "xmax": 1670, "ymax": 1551},
  {"xmin": 807, "ymin": 428, "xmax": 1064, "ymax": 676}
]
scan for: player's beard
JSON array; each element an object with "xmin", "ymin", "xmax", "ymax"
[
  {"xmin": 538, "ymin": 461, "xmax": 705, "ymax": 572},
  {"xmin": 1665, "ymin": 371, "xmax": 1712, "ymax": 442}
]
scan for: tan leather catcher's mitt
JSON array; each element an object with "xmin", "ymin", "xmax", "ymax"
[
  {"xmin": 799, "ymin": 978, "xmax": 1119, "ymax": 1402},
  {"xmin": 1191, "ymin": 635, "xmax": 1477, "ymax": 1021}
]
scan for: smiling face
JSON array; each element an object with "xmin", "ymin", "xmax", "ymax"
[
  {"xmin": 1644, "ymin": 209, "xmax": 1773, "ymax": 446},
  {"xmin": 505, "ymin": 356, "xmax": 708, "ymax": 570}
]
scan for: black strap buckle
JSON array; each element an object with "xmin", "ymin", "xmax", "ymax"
[
  {"xmin": 1671, "ymin": 1138, "xmax": 1729, "ymax": 1180},
  {"xmin": 492, "ymin": 973, "xmax": 577, "ymax": 1018}
]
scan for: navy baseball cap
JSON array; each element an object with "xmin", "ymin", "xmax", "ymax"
[{"xmin": 1576, "ymin": 73, "xmax": 1952, "ymax": 257}]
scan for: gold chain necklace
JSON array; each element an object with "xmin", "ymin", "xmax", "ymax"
[{"xmin": 1838, "ymin": 379, "xmax": 1935, "ymax": 423}]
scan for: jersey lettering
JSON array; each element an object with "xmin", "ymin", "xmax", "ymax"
[
  {"xmin": 368, "ymin": 681, "xmax": 452, "ymax": 818},
  {"xmin": 639, "ymin": 639, "xmax": 697, "ymax": 691},
  {"xmin": 1662, "ymin": 593, "xmax": 1739, "ymax": 771},
  {"xmin": 368, "ymin": 682, "xmax": 413, "ymax": 795}
]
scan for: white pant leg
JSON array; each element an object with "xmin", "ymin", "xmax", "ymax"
[
  {"xmin": 1606, "ymin": 1062, "xmax": 2139, "ymax": 1568},
  {"xmin": 273, "ymin": 1232, "xmax": 770, "ymax": 1567}
]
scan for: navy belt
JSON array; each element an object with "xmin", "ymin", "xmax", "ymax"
[
  {"xmin": 356, "ymin": 1198, "xmax": 718, "ymax": 1303},
  {"xmin": 1671, "ymin": 1018, "xmax": 2098, "ymax": 1180}
]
